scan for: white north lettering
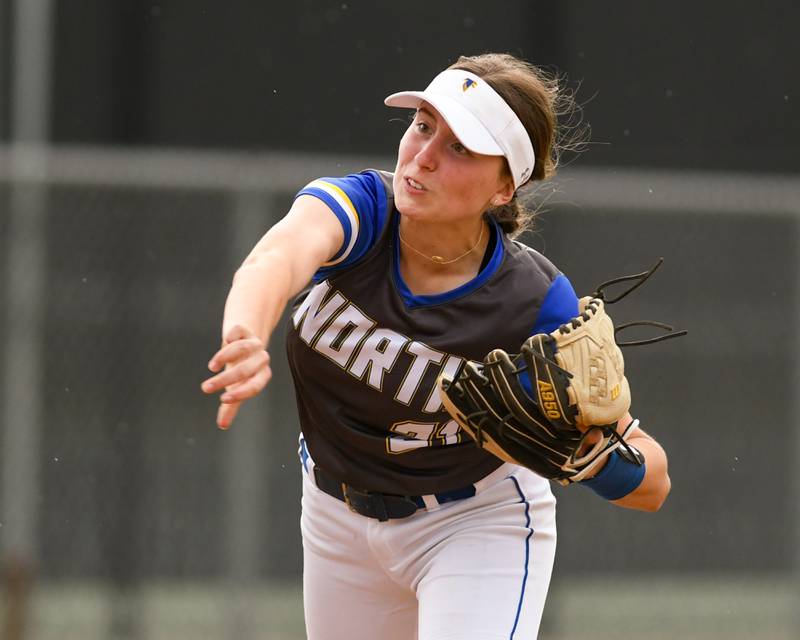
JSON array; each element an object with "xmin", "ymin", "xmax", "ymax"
[
  {"xmin": 348, "ymin": 328, "xmax": 409, "ymax": 390},
  {"xmin": 292, "ymin": 281, "xmax": 347, "ymax": 345},
  {"xmin": 395, "ymin": 342, "xmax": 445, "ymax": 405},
  {"xmin": 293, "ymin": 284, "xmax": 468, "ymax": 419},
  {"xmin": 315, "ymin": 304, "xmax": 376, "ymax": 368},
  {"xmin": 422, "ymin": 354, "xmax": 464, "ymax": 413}
]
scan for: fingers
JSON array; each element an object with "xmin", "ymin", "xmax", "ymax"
[
  {"xmin": 202, "ymin": 350, "xmax": 270, "ymax": 393},
  {"xmin": 212, "ymin": 369, "xmax": 271, "ymax": 430},
  {"xmin": 217, "ymin": 401, "xmax": 241, "ymax": 430},
  {"xmin": 203, "ymin": 327, "xmax": 271, "ymax": 430},
  {"xmin": 208, "ymin": 336, "xmax": 264, "ymax": 373},
  {"xmin": 219, "ymin": 367, "xmax": 272, "ymax": 403}
]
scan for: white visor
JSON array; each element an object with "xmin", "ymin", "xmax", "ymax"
[{"xmin": 384, "ymin": 69, "xmax": 535, "ymax": 189}]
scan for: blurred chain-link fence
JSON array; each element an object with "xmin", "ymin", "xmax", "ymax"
[{"xmin": 0, "ymin": 145, "xmax": 798, "ymax": 639}]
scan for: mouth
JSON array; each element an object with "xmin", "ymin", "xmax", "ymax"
[{"xmin": 404, "ymin": 176, "xmax": 425, "ymax": 192}]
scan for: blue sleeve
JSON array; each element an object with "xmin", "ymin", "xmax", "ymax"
[
  {"xmin": 295, "ymin": 170, "xmax": 388, "ymax": 279},
  {"xmin": 520, "ymin": 273, "xmax": 580, "ymax": 398},
  {"xmin": 531, "ymin": 273, "xmax": 580, "ymax": 334}
]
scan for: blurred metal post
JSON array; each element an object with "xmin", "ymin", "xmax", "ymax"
[
  {"xmin": 224, "ymin": 190, "xmax": 273, "ymax": 639},
  {"xmin": 1, "ymin": 0, "xmax": 52, "ymax": 554},
  {"xmin": 1, "ymin": 1, "xmax": 52, "ymax": 638},
  {"xmin": 0, "ymin": 0, "xmax": 6, "ymax": 138},
  {"xmin": 790, "ymin": 218, "xmax": 800, "ymax": 635}
]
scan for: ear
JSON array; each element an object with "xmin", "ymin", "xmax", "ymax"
[{"xmin": 491, "ymin": 177, "xmax": 515, "ymax": 207}]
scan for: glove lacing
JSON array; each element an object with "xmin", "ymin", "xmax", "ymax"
[
  {"xmin": 561, "ymin": 418, "xmax": 641, "ymax": 484},
  {"xmin": 593, "ymin": 257, "xmax": 687, "ymax": 346},
  {"xmin": 449, "ymin": 372, "xmax": 519, "ymax": 449}
]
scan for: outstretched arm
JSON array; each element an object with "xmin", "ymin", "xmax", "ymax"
[{"xmin": 201, "ymin": 195, "xmax": 344, "ymax": 429}]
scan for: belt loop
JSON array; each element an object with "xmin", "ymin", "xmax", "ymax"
[
  {"xmin": 373, "ymin": 496, "xmax": 389, "ymax": 522},
  {"xmin": 341, "ymin": 482, "xmax": 358, "ymax": 514},
  {"xmin": 421, "ymin": 495, "xmax": 439, "ymax": 510},
  {"xmin": 341, "ymin": 484, "xmax": 391, "ymax": 522}
]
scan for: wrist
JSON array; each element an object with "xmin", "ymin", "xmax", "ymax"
[{"xmin": 579, "ymin": 445, "xmax": 646, "ymax": 500}]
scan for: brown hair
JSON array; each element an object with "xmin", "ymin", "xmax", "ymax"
[{"xmin": 449, "ymin": 53, "xmax": 586, "ymax": 236}]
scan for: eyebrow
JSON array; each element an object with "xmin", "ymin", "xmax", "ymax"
[{"xmin": 415, "ymin": 105, "xmax": 470, "ymax": 152}]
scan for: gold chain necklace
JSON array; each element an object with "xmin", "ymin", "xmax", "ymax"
[{"xmin": 398, "ymin": 222, "xmax": 486, "ymax": 265}]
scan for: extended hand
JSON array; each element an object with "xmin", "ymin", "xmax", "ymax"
[{"xmin": 201, "ymin": 325, "xmax": 272, "ymax": 430}]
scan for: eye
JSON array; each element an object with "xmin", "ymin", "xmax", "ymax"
[
  {"xmin": 415, "ymin": 121, "xmax": 430, "ymax": 133},
  {"xmin": 452, "ymin": 142, "xmax": 468, "ymax": 154}
]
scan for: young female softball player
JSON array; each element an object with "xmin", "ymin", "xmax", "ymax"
[{"xmin": 201, "ymin": 53, "xmax": 671, "ymax": 640}]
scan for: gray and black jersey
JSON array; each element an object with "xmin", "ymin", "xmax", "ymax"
[{"xmin": 286, "ymin": 170, "xmax": 579, "ymax": 495}]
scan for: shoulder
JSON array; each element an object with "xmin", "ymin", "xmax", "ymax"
[
  {"xmin": 298, "ymin": 169, "xmax": 389, "ymax": 214},
  {"xmin": 504, "ymin": 239, "xmax": 580, "ymax": 334},
  {"xmin": 298, "ymin": 170, "xmax": 395, "ymax": 277},
  {"xmin": 505, "ymin": 238, "xmax": 562, "ymax": 286}
]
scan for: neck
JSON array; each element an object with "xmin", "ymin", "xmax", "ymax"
[{"xmin": 398, "ymin": 217, "xmax": 489, "ymax": 269}]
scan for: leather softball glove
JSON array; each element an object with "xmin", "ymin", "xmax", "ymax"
[{"xmin": 438, "ymin": 260, "xmax": 685, "ymax": 484}]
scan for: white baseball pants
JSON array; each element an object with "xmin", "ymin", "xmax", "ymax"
[{"xmin": 300, "ymin": 456, "xmax": 557, "ymax": 640}]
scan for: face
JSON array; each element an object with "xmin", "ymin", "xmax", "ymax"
[{"xmin": 393, "ymin": 104, "xmax": 514, "ymax": 224}]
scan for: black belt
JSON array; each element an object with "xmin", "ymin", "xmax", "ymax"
[{"xmin": 312, "ymin": 466, "xmax": 476, "ymax": 522}]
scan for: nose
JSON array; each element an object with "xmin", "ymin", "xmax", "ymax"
[{"xmin": 415, "ymin": 138, "xmax": 438, "ymax": 171}]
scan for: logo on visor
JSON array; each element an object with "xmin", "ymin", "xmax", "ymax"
[{"xmin": 462, "ymin": 78, "xmax": 478, "ymax": 92}]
